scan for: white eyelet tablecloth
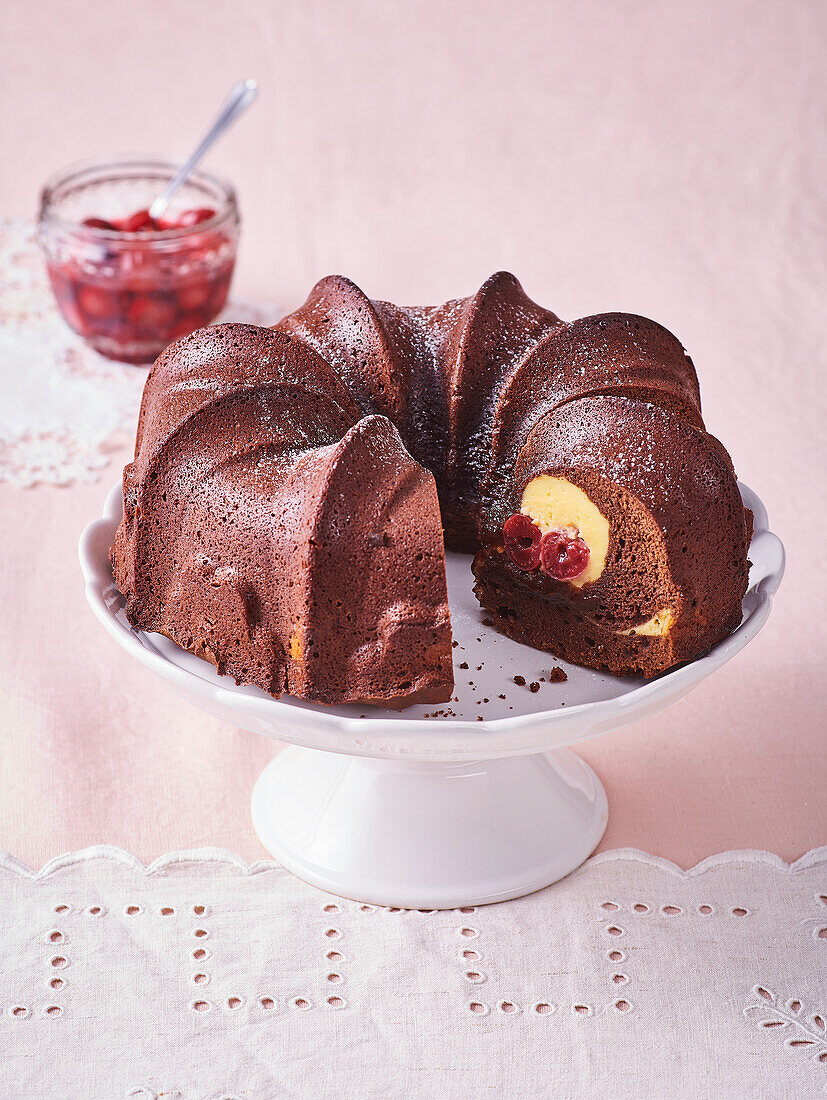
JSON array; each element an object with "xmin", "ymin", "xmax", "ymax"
[{"xmin": 1, "ymin": 845, "xmax": 824, "ymax": 1098}]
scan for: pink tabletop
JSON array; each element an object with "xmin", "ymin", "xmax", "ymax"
[{"xmin": 0, "ymin": 0, "xmax": 824, "ymax": 870}]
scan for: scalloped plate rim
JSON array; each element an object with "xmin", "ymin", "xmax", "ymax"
[{"xmin": 78, "ymin": 480, "xmax": 784, "ymax": 760}]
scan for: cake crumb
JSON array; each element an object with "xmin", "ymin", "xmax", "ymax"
[
  {"xmin": 529, "ymin": 682, "xmax": 540, "ymax": 693},
  {"xmin": 477, "ymin": 716, "xmax": 484, "ymax": 722},
  {"xmin": 513, "ymin": 675, "xmax": 526, "ymax": 686},
  {"xmin": 459, "ymin": 661, "xmax": 469, "ymax": 669},
  {"xmin": 452, "ymin": 640, "xmax": 459, "ymax": 648},
  {"xmin": 548, "ymin": 666, "xmax": 568, "ymax": 683},
  {"xmin": 498, "ymin": 693, "xmax": 506, "ymax": 700}
]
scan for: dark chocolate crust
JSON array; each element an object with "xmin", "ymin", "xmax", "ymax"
[
  {"xmin": 113, "ymin": 325, "xmax": 452, "ymax": 708},
  {"xmin": 112, "ymin": 274, "xmax": 751, "ymax": 704}
]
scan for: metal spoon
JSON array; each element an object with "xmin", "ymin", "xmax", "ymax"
[{"xmin": 149, "ymin": 78, "xmax": 259, "ymax": 221}]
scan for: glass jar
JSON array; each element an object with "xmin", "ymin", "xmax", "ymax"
[{"xmin": 37, "ymin": 157, "xmax": 240, "ymax": 364}]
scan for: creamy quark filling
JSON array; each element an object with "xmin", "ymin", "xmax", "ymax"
[
  {"xmin": 616, "ymin": 609, "xmax": 674, "ymax": 636},
  {"xmin": 519, "ymin": 475, "xmax": 610, "ymax": 587},
  {"xmin": 518, "ymin": 476, "xmax": 674, "ymax": 635}
]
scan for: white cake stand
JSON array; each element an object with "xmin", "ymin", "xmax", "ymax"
[{"xmin": 79, "ymin": 483, "xmax": 783, "ymax": 908}]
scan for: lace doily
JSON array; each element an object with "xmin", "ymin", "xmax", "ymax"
[
  {"xmin": 0, "ymin": 846, "xmax": 823, "ymax": 1098},
  {"xmin": 0, "ymin": 220, "xmax": 279, "ymax": 488}
]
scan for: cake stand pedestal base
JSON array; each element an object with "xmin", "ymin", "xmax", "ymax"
[{"xmin": 251, "ymin": 746, "xmax": 608, "ymax": 908}]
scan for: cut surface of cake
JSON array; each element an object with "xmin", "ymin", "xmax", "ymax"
[{"xmin": 112, "ymin": 273, "xmax": 752, "ymax": 707}]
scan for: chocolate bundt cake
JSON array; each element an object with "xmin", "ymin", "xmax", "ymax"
[{"xmin": 112, "ymin": 272, "xmax": 752, "ymax": 707}]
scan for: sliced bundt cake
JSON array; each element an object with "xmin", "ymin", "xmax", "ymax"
[{"xmin": 112, "ymin": 273, "xmax": 752, "ymax": 707}]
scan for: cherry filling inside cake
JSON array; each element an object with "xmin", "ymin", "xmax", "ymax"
[
  {"xmin": 503, "ymin": 513, "xmax": 592, "ymax": 582},
  {"xmin": 112, "ymin": 272, "xmax": 752, "ymax": 707}
]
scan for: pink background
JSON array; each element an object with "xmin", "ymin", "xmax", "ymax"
[{"xmin": 0, "ymin": 0, "xmax": 824, "ymax": 869}]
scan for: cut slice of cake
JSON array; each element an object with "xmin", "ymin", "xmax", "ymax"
[{"xmin": 112, "ymin": 325, "xmax": 453, "ymax": 708}]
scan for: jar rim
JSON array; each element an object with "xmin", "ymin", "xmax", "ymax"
[{"xmin": 38, "ymin": 155, "xmax": 238, "ymax": 241}]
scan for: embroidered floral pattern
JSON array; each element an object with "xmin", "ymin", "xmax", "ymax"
[{"xmin": 745, "ymin": 986, "xmax": 827, "ymax": 1066}]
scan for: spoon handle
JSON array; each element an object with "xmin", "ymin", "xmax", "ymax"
[{"xmin": 149, "ymin": 78, "xmax": 259, "ymax": 220}]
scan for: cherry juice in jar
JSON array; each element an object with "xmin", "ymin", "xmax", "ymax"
[{"xmin": 38, "ymin": 159, "xmax": 239, "ymax": 364}]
